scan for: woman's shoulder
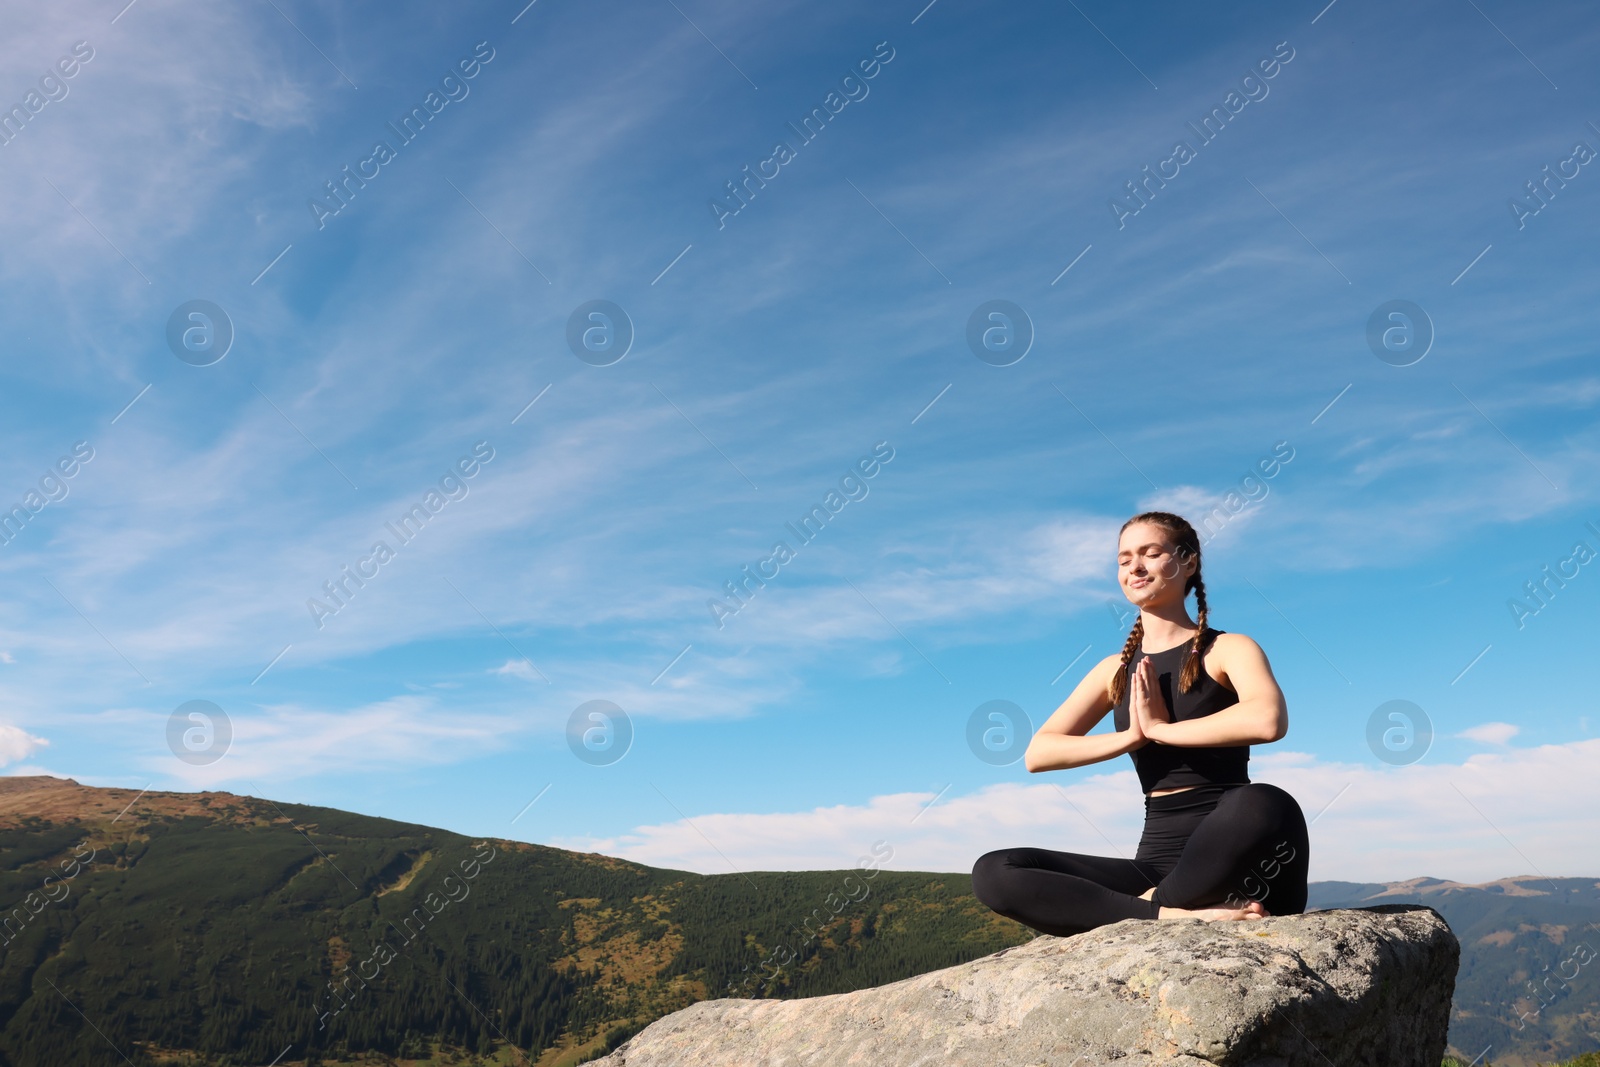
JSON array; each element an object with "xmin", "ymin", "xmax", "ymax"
[{"xmin": 1205, "ymin": 629, "xmax": 1266, "ymax": 658}]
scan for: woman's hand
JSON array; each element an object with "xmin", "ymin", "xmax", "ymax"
[
  {"xmin": 1023, "ymin": 652, "xmax": 1159, "ymax": 772},
  {"xmin": 1129, "ymin": 656, "xmax": 1172, "ymax": 744}
]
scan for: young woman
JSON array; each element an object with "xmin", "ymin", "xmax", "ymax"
[{"xmin": 971, "ymin": 511, "xmax": 1310, "ymax": 936}]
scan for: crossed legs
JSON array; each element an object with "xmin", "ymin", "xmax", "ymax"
[
  {"xmin": 969, "ymin": 848, "xmax": 1162, "ymax": 937},
  {"xmin": 971, "ymin": 783, "xmax": 1309, "ymax": 937}
]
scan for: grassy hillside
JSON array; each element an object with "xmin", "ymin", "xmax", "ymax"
[
  {"xmin": 3, "ymin": 776, "xmax": 1596, "ymax": 1066},
  {"xmin": 0, "ymin": 777, "xmax": 1026, "ymax": 1066}
]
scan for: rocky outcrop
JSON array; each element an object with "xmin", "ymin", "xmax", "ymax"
[{"xmin": 593, "ymin": 905, "xmax": 1458, "ymax": 1066}]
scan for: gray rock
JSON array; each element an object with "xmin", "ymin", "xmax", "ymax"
[{"xmin": 590, "ymin": 905, "xmax": 1458, "ymax": 1067}]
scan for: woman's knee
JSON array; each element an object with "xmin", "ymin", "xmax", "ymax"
[
  {"xmin": 970, "ymin": 850, "xmax": 1013, "ymax": 908},
  {"xmin": 966, "ymin": 851, "xmax": 1004, "ymax": 902},
  {"xmin": 1223, "ymin": 783, "xmax": 1306, "ymax": 836},
  {"xmin": 1244, "ymin": 781, "xmax": 1303, "ymax": 814}
]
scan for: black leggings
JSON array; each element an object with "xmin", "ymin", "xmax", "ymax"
[{"xmin": 970, "ymin": 782, "xmax": 1309, "ymax": 937}]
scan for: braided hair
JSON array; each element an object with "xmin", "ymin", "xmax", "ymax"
[{"xmin": 1107, "ymin": 511, "xmax": 1208, "ymax": 708}]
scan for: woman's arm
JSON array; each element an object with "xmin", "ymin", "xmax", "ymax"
[
  {"xmin": 1023, "ymin": 654, "xmax": 1145, "ymax": 773},
  {"xmin": 1139, "ymin": 633, "xmax": 1287, "ymax": 747}
]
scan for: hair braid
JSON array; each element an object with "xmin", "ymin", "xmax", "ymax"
[
  {"xmin": 1107, "ymin": 616, "xmax": 1144, "ymax": 707},
  {"xmin": 1179, "ymin": 569, "xmax": 1208, "ymax": 693}
]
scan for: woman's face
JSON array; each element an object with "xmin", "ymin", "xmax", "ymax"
[{"xmin": 1116, "ymin": 522, "xmax": 1194, "ymax": 608}]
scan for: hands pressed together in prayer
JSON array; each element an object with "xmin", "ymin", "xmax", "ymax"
[{"xmin": 1125, "ymin": 656, "xmax": 1173, "ymax": 747}]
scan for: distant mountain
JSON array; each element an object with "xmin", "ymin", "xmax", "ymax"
[
  {"xmin": 2, "ymin": 776, "xmax": 1594, "ymax": 1066},
  {"xmin": 1309, "ymin": 878, "xmax": 1600, "ymax": 1066}
]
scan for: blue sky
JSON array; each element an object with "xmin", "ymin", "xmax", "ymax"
[{"xmin": 2, "ymin": 0, "xmax": 1598, "ymax": 883}]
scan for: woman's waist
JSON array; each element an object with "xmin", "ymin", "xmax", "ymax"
[
  {"xmin": 1143, "ymin": 780, "xmax": 1247, "ymax": 811},
  {"xmin": 1131, "ymin": 744, "xmax": 1251, "ymax": 794}
]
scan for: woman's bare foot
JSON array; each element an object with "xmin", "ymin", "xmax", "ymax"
[
  {"xmin": 1158, "ymin": 899, "xmax": 1269, "ymax": 922},
  {"xmin": 1138, "ymin": 887, "xmax": 1271, "ymax": 920}
]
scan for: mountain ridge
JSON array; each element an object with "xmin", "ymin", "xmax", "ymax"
[{"xmin": 2, "ymin": 774, "xmax": 1596, "ymax": 1066}]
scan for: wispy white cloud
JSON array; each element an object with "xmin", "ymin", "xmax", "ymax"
[
  {"xmin": 491, "ymin": 658, "xmax": 541, "ymax": 681},
  {"xmin": 0, "ymin": 724, "xmax": 49, "ymax": 765},
  {"xmin": 552, "ymin": 739, "xmax": 1600, "ymax": 885},
  {"xmin": 1458, "ymin": 722, "xmax": 1519, "ymax": 745},
  {"xmin": 0, "ymin": 3, "xmax": 320, "ymax": 297},
  {"xmin": 144, "ymin": 695, "xmax": 523, "ymax": 789}
]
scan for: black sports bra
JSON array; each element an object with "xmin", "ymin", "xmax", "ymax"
[{"xmin": 1111, "ymin": 626, "xmax": 1251, "ymax": 794}]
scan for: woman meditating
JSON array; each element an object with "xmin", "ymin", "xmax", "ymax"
[{"xmin": 971, "ymin": 511, "xmax": 1310, "ymax": 936}]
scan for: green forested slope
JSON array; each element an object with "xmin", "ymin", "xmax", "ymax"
[{"xmin": 0, "ymin": 782, "xmax": 1025, "ymax": 1066}]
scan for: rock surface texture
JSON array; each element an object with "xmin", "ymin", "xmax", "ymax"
[{"xmin": 592, "ymin": 905, "xmax": 1458, "ymax": 1066}]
